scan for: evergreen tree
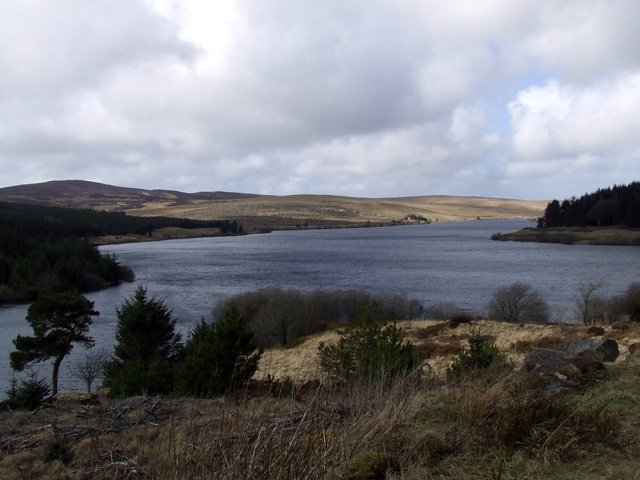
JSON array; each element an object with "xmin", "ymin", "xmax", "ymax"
[
  {"xmin": 318, "ymin": 300, "xmax": 417, "ymax": 386},
  {"xmin": 10, "ymin": 291, "xmax": 99, "ymax": 395},
  {"xmin": 540, "ymin": 181, "xmax": 640, "ymax": 228},
  {"xmin": 543, "ymin": 200, "xmax": 561, "ymax": 227},
  {"xmin": 104, "ymin": 284, "xmax": 182, "ymax": 396},
  {"xmin": 178, "ymin": 303, "xmax": 261, "ymax": 397}
]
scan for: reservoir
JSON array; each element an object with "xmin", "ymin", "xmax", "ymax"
[{"xmin": 1, "ymin": 219, "xmax": 638, "ymax": 395}]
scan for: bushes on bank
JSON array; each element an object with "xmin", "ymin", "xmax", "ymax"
[
  {"xmin": 318, "ymin": 300, "xmax": 418, "ymax": 386},
  {"xmin": 213, "ymin": 288, "xmax": 425, "ymax": 348},
  {"xmin": 488, "ymin": 282, "xmax": 549, "ymax": 323},
  {"xmin": 178, "ymin": 303, "xmax": 261, "ymax": 397},
  {"xmin": 23, "ymin": 279, "xmax": 640, "ymax": 401}
]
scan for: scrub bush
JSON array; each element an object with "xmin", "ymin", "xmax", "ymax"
[
  {"xmin": 488, "ymin": 282, "xmax": 549, "ymax": 323},
  {"xmin": 4, "ymin": 370, "xmax": 50, "ymax": 411},
  {"xmin": 214, "ymin": 288, "xmax": 425, "ymax": 348},
  {"xmin": 447, "ymin": 325, "xmax": 507, "ymax": 377},
  {"xmin": 318, "ymin": 300, "xmax": 418, "ymax": 386}
]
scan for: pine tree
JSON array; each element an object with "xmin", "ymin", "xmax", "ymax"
[
  {"xmin": 178, "ymin": 303, "xmax": 261, "ymax": 397},
  {"xmin": 10, "ymin": 291, "xmax": 99, "ymax": 395},
  {"xmin": 318, "ymin": 300, "xmax": 417, "ymax": 386},
  {"xmin": 104, "ymin": 284, "xmax": 182, "ymax": 396}
]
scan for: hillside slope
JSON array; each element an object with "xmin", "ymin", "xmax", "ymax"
[{"xmin": 0, "ymin": 180, "xmax": 547, "ymax": 229}]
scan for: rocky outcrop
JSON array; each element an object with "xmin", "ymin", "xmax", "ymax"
[
  {"xmin": 552, "ymin": 338, "xmax": 619, "ymax": 362},
  {"xmin": 522, "ymin": 338, "xmax": 618, "ymax": 394}
]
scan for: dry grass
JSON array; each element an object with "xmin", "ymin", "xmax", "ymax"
[
  {"xmin": 128, "ymin": 194, "xmax": 547, "ymax": 228},
  {"xmin": 2, "ymin": 320, "xmax": 640, "ymax": 479},
  {"xmin": 0, "ymin": 380, "xmax": 442, "ymax": 479},
  {"xmin": 256, "ymin": 319, "xmax": 640, "ymax": 381}
]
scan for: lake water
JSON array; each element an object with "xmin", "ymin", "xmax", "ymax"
[{"xmin": 1, "ymin": 219, "xmax": 638, "ymax": 396}]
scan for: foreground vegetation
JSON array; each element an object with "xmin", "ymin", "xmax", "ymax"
[
  {"xmin": 1, "ymin": 320, "xmax": 639, "ymax": 479},
  {"xmin": 3, "ymin": 279, "xmax": 640, "ymax": 478}
]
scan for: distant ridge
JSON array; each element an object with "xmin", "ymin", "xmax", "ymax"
[
  {"xmin": 0, "ymin": 180, "xmax": 256, "ymax": 211},
  {"xmin": 0, "ymin": 180, "xmax": 548, "ymax": 230}
]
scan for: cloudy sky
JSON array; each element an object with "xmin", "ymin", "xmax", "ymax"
[{"xmin": 1, "ymin": 0, "xmax": 639, "ymax": 199}]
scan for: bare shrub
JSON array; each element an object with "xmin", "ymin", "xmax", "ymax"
[
  {"xmin": 488, "ymin": 282, "xmax": 550, "ymax": 324},
  {"xmin": 623, "ymin": 282, "xmax": 640, "ymax": 322},
  {"xmin": 215, "ymin": 288, "xmax": 425, "ymax": 348},
  {"xmin": 214, "ymin": 288, "xmax": 318, "ymax": 348},
  {"xmin": 574, "ymin": 278, "xmax": 608, "ymax": 325},
  {"xmin": 374, "ymin": 292, "xmax": 425, "ymax": 320},
  {"xmin": 72, "ymin": 348, "xmax": 110, "ymax": 393}
]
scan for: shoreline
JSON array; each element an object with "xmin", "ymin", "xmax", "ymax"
[
  {"xmin": 493, "ymin": 226, "xmax": 640, "ymax": 246},
  {"xmin": 93, "ymin": 216, "xmax": 537, "ymax": 246}
]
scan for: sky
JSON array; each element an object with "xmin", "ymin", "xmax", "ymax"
[{"xmin": 1, "ymin": 1, "xmax": 639, "ymax": 200}]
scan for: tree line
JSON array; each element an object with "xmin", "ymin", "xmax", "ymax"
[
  {"xmin": 539, "ymin": 180, "xmax": 640, "ymax": 228},
  {"xmin": 0, "ymin": 200, "xmax": 241, "ymax": 238},
  {"xmin": 0, "ymin": 201, "xmax": 242, "ymax": 303},
  {"xmin": 0, "ymin": 235, "xmax": 135, "ymax": 303}
]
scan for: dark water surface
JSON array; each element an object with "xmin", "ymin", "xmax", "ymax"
[{"xmin": 1, "ymin": 219, "xmax": 638, "ymax": 395}]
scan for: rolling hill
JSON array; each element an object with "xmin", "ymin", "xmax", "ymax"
[{"xmin": 0, "ymin": 180, "xmax": 547, "ymax": 231}]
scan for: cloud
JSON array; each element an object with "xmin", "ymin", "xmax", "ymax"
[
  {"xmin": 0, "ymin": 1, "xmax": 639, "ymax": 200},
  {"xmin": 507, "ymin": 73, "xmax": 640, "ymax": 192}
]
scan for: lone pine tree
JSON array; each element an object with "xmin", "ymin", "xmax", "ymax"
[{"xmin": 11, "ymin": 291, "xmax": 99, "ymax": 395}]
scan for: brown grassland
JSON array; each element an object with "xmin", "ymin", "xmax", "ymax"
[
  {"xmin": 2, "ymin": 320, "xmax": 640, "ymax": 479},
  {"xmin": 0, "ymin": 180, "xmax": 548, "ymax": 238}
]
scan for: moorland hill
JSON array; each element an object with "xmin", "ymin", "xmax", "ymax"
[{"xmin": 0, "ymin": 180, "xmax": 547, "ymax": 232}]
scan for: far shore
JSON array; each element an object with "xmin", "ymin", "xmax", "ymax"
[
  {"xmin": 493, "ymin": 226, "xmax": 640, "ymax": 246},
  {"xmin": 91, "ymin": 222, "xmax": 381, "ymax": 246},
  {"xmin": 92, "ymin": 217, "xmax": 538, "ymax": 246},
  {"xmin": 92, "ymin": 227, "xmax": 231, "ymax": 246}
]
